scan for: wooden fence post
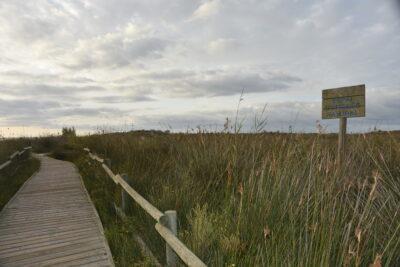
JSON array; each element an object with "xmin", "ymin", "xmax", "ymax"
[
  {"xmin": 121, "ymin": 174, "xmax": 129, "ymax": 213},
  {"xmin": 164, "ymin": 210, "xmax": 178, "ymax": 267}
]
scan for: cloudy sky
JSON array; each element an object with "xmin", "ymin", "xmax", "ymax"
[{"xmin": 0, "ymin": 0, "xmax": 399, "ymax": 137}]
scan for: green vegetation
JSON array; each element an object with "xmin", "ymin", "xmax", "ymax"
[
  {"xmin": 0, "ymin": 156, "xmax": 40, "ymax": 210},
  {"xmin": 62, "ymin": 127, "xmax": 76, "ymax": 137},
  {"xmin": 0, "ymin": 138, "xmax": 30, "ymax": 163},
  {"xmin": 68, "ymin": 130, "xmax": 400, "ymax": 266},
  {"xmin": 76, "ymin": 153, "xmax": 156, "ymax": 266},
  {"xmin": 0, "ymin": 138, "xmax": 40, "ymax": 211}
]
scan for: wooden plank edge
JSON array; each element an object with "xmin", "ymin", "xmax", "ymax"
[{"xmin": 72, "ymin": 163, "xmax": 115, "ymax": 267}]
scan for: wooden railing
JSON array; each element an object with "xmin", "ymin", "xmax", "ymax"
[
  {"xmin": 83, "ymin": 148, "xmax": 207, "ymax": 267},
  {"xmin": 0, "ymin": 147, "xmax": 32, "ymax": 171}
]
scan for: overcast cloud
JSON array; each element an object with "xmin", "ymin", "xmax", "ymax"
[{"xmin": 0, "ymin": 0, "xmax": 399, "ymax": 136}]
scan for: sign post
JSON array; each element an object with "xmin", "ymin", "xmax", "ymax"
[
  {"xmin": 322, "ymin": 84, "xmax": 365, "ymax": 164},
  {"xmin": 338, "ymin": 117, "xmax": 347, "ymax": 163}
]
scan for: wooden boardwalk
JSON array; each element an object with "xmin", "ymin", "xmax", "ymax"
[{"xmin": 0, "ymin": 155, "xmax": 114, "ymax": 267}]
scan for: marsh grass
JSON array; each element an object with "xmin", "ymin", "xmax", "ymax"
[
  {"xmin": 76, "ymin": 150, "xmax": 157, "ymax": 266},
  {"xmin": 0, "ymin": 138, "xmax": 30, "ymax": 163},
  {"xmin": 0, "ymin": 157, "xmax": 40, "ymax": 210},
  {"xmin": 72, "ymin": 131, "xmax": 400, "ymax": 266},
  {"xmin": 0, "ymin": 138, "xmax": 40, "ymax": 210}
]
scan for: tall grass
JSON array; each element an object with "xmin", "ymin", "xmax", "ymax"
[
  {"xmin": 0, "ymin": 138, "xmax": 40, "ymax": 210},
  {"xmin": 0, "ymin": 138, "xmax": 31, "ymax": 163},
  {"xmin": 72, "ymin": 131, "xmax": 400, "ymax": 266}
]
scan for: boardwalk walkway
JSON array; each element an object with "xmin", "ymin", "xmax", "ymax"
[{"xmin": 0, "ymin": 155, "xmax": 114, "ymax": 266}]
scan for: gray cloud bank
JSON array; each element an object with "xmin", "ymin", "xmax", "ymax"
[{"xmin": 1, "ymin": 87, "xmax": 399, "ymax": 133}]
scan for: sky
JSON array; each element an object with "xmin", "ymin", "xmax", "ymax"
[{"xmin": 0, "ymin": 0, "xmax": 399, "ymax": 137}]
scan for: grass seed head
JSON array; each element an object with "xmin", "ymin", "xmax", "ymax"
[
  {"xmin": 263, "ymin": 226, "xmax": 271, "ymax": 239},
  {"xmin": 369, "ymin": 254, "xmax": 382, "ymax": 267},
  {"xmin": 355, "ymin": 227, "xmax": 362, "ymax": 243}
]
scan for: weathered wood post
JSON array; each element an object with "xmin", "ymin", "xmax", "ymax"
[
  {"xmin": 164, "ymin": 210, "xmax": 178, "ymax": 266},
  {"xmin": 338, "ymin": 117, "xmax": 347, "ymax": 164},
  {"xmin": 121, "ymin": 174, "xmax": 129, "ymax": 212}
]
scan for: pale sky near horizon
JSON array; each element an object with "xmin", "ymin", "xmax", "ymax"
[{"xmin": 0, "ymin": 0, "xmax": 399, "ymax": 137}]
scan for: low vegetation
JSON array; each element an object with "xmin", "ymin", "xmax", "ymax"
[
  {"xmin": 77, "ymin": 152, "xmax": 156, "ymax": 266},
  {"xmin": 0, "ymin": 138, "xmax": 30, "ymax": 163},
  {"xmin": 65, "ymin": 130, "xmax": 400, "ymax": 266},
  {"xmin": 0, "ymin": 138, "xmax": 40, "ymax": 210}
]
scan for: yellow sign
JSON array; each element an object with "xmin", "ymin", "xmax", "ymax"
[{"xmin": 322, "ymin": 84, "xmax": 365, "ymax": 119}]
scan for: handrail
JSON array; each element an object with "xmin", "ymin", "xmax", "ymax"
[
  {"xmin": 0, "ymin": 147, "xmax": 31, "ymax": 171},
  {"xmin": 115, "ymin": 174, "xmax": 164, "ymax": 221},
  {"xmin": 84, "ymin": 148, "xmax": 207, "ymax": 267}
]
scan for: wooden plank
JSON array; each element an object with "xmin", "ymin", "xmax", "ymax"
[
  {"xmin": 0, "ymin": 239, "xmax": 104, "ymax": 265},
  {"xmin": 0, "ymin": 228, "xmax": 96, "ymax": 247},
  {"xmin": 0, "ymin": 155, "xmax": 114, "ymax": 267},
  {"xmin": 322, "ymin": 95, "xmax": 365, "ymax": 110},
  {"xmin": 0, "ymin": 233, "xmax": 100, "ymax": 253},
  {"xmin": 28, "ymin": 249, "xmax": 109, "ymax": 266},
  {"xmin": 1, "ymin": 243, "xmax": 104, "ymax": 266},
  {"xmin": 322, "ymin": 84, "xmax": 365, "ymax": 99},
  {"xmin": 0, "ymin": 224, "xmax": 96, "ymax": 243},
  {"xmin": 0, "ymin": 217, "xmax": 97, "ymax": 233},
  {"xmin": 322, "ymin": 106, "xmax": 365, "ymax": 119}
]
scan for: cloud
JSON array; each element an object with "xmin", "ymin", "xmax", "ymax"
[
  {"xmin": 0, "ymin": 2, "xmax": 59, "ymax": 43},
  {"xmin": 0, "ymin": 71, "xmax": 95, "ymax": 84},
  {"xmin": 139, "ymin": 69, "xmax": 196, "ymax": 80},
  {"xmin": 0, "ymin": 83, "xmax": 104, "ymax": 100},
  {"xmin": 165, "ymin": 69, "xmax": 302, "ymax": 97},
  {"xmin": 207, "ymin": 38, "xmax": 238, "ymax": 54},
  {"xmin": 53, "ymin": 107, "xmax": 124, "ymax": 118},
  {"xmin": 0, "ymin": 98, "xmax": 61, "ymax": 126},
  {"xmin": 190, "ymin": 73, "xmax": 301, "ymax": 96},
  {"xmin": 190, "ymin": 0, "xmax": 220, "ymax": 21},
  {"xmin": 108, "ymin": 67, "xmax": 302, "ymax": 98},
  {"xmin": 0, "ymin": 97, "xmax": 126, "ymax": 127},
  {"xmin": 64, "ymin": 33, "xmax": 171, "ymax": 69},
  {"xmin": 91, "ymin": 95, "xmax": 155, "ymax": 103},
  {"xmin": 0, "ymin": 0, "xmax": 399, "ymax": 135}
]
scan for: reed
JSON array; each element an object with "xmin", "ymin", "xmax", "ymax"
[{"xmin": 70, "ymin": 130, "xmax": 400, "ymax": 266}]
